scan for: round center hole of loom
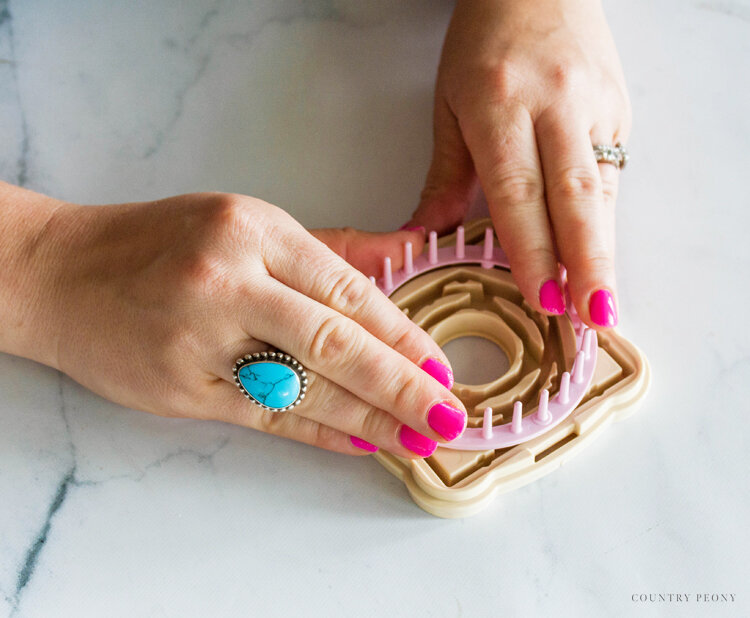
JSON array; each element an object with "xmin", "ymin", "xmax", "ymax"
[{"xmin": 441, "ymin": 336, "xmax": 510, "ymax": 385}]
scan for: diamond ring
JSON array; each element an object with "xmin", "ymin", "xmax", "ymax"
[{"xmin": 593, "ymin": 142, "xmax": 629, "ymax": 169}]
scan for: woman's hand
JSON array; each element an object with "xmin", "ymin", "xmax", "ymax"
[
  {"xmin": 8, "ymin": 189, "xmax": 467, "ymax": 458},
  {"xmin": 407, "ymin": 0, "xmax": 631, "ymax": 329}
]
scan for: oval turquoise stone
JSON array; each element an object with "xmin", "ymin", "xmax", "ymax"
[{"xmin": 238, "ymin": 361, "xmax": 301, "ymax": 409}]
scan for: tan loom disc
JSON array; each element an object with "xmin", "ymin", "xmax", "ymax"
[{"xmin": 371, "ymin": 219, "xmax": 651, "ymax": 518}]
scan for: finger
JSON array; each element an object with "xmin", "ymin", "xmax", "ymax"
[
  {"xmin": 236, "ymin": 357, "xmax": 443, "ymax": 458},
  {"xmin": 591, "ymin": 121, "xmax": 623, "ymax": 210},
  {"xmin": 206, "ymin": 380, "xmax": 373, "ymax": 456},
  {"xmin": 408, "ymin": 97, "xmax": 479, "ymax": 233},
  {"xmin": 459, "ymin": 102, "xmax": 565, "ymax": 315},
  {"xmin": 536, "ymin": 109, "xmax": 618, "ymax": 329},
  {"xmin": 213, "ymin": 342, "xmax": 438, "ymax": 458},
  {"xmin": 309, "ymin": 227, "xmax": 426, "ymax": 278},
  {"xmin": 263, "ymin": 219, "xmax": 454, "ymax": 386},
  {"xmin": 239, "ymin": 277, "xmax": 467, "ymax": 444}
]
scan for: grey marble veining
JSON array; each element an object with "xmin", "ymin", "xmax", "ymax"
[{"xmin": 1, "ymin": 1, "xmax": 748, "ymax": 616}]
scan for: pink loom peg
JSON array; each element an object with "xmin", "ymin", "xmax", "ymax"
[
  {"xmin": 383, "ymin": 256, "xmax": 393, "ymax": 289},
  {"xmin": 482, "ymin": 407, "xmax": 493, "ymax": 439},
  {"xmin": 511, "ymin": 401, "xmax": 523, "ymax": 434},
  {"xmin": 483, "ymin": 228, "xmax": 493, "ymax": 261},
  {"xmin": 428, "ymin": 231, "xmax": 438, "ymax": 265},
  {"xmin": 403, "ymin": 241, "xmax": 414, "ymax": 275},
  {"xmin": 558, "ymin": 372, "xmax": 571, "ymax": 404},
  {"xmin": 572, "ymin": 351, "xmax": 585, "ymax": 384},
  {"xmin": 536, "ymin": 389, "xmax": 551, "ymax": 424}
]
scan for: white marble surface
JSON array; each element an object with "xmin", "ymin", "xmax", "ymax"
[{"xmin": 1, "ymin": 1, "xmax": 748, "ymax": 616}]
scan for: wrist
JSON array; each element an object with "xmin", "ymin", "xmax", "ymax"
[{"xmin": 0, "ymin": 182, "xmax": 81, "ymax": 368}]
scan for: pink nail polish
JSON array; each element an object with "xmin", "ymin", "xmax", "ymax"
[
  {"xmin": 428, "ymin": 402, "xmax": 467, "ymax": 441},
  {"xmin": 420, "ymin": 358, "xmax": 454, "ymax": 390},
  {"xmin": 349, "ymin": 436, "xmax": 378, "ymax": 453},
  {"xmin": 589, "ymin": 289, "xmax": 618, "ymax": 327},
  {"xmin": 399, "ymin": 425, "xmax": 438, "ymax": 457},
  {"xmin": 539, "ymin": 279, "xmax": 566, "ymax": 315},
  {"xmin": 399, "ymin": 224, "xmax": 426, "ymax": 234}
]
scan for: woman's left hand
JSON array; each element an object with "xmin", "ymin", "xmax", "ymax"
[{"xmin": 407, "ymin": 0, "xmax": 631, "ymax": 330}]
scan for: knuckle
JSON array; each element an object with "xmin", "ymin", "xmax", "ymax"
[
  {"xmin": 199, "ymin": 193, "xmax": 273, "ymax": 254},
  {"xmin": 177, "ymin": 249, "xmax": 235, "ymax": 299},
  {"xmin": 485, "ymin": 63, "xmax": 521, "ymax": 101},
  {"xmin": 203, "ymin": 193, "xmax": 254, "ymax": 233},
  {"xmin": 391, "ymin": 371, "xmax": 423, "ymax": 415},
  {"xmin": 549, "ymin": 61, "xmax": 583, "ymax": 94},
  {"xmin": 555, "ymin": 168, "xmax": 601, "ymax": 201},
  {"xmin": 389, "ymin": 325, "xmax": 440, "ymax": 369},
  {"xmin": 450, "ymin": 64, "xmax": 518, "ymax": 111},
  {"xmin": 307, "ymin": 314, "xmax": 358, "ymax": 367},
  {"xmin": 391, "ymin": 326, "xmax": 424, "ymax": 358},
  {"xmin": 521, "ymin": 245, "xmax": 558, "ymax": 268},
  {"xmin": 323, "ymin": 269, "xmax": 370, "ymax": 315},
  {"xmin": 258, "ymin": 409, "xmax": 288, "ymax": 435},
  {"xmin": 339, "ymin": 226, "xmax": 358, "ymax": 242},
  {"xmin": 312, "ymin": 422, "xmax": 341, "ymax": 451},
  {"xmin": 578, "ymin": 253, "xmax": 615, "ymax": 275},
  {"xmin": 494, "ymin": 171, "xmax": 545, "ymax": 206},
  {"xmin": 357, "ymin": 406, "xmax": 390, "ymax": 441}
]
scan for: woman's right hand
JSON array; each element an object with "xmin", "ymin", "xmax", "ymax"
[{"xmin": 28, "ymin": 192, "xmax": 467, "ymax": 458}]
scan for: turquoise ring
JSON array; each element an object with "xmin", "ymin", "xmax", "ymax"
[{"xmin": 232, "ymin": 351, "xmax": 308, "ymax": 412}]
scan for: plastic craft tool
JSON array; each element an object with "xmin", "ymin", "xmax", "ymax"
[{"xmin": 370, "ymin": 219, "xmax": 651, "ymax": 518}]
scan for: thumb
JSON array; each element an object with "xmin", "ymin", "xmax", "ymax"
[
  {"xmin": 310, "ymin": 227, "xmax": 427, "ymax": 278},
  {"xmin": 407, "ymin": 98, "xmax": 478, "ymax": 234}
]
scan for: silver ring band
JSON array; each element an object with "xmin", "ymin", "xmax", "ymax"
[{"xmin": 593, "ymin": 142, "xmax": 629, "ymax": 169}]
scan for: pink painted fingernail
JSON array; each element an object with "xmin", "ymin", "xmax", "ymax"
[
  {"xmin": 349, "ymin": 436, "xmax": 378, "ymax": 453},
  {"xmin": 420, "ymin": 358, "xmax": 454, "ymax": 389},
  {"xmin": 539, "ymin": 279, "xmax": 565, "ymax": 315},
  {"xmin": 399, "ymin": 425, "xmax": 437, "ymax": 457},
  {"xmin": 589, "ymin": 289, "xmax": 618, "ymax": 327},
  {"xmin": 428, "ymin": 402, "xmax": 467, "ymax": 441},
  {"xmin": 399, "ymin": 224, "xmax": 426, "ymax": 234}
]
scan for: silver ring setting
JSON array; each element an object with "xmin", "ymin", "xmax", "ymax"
[
  {"xmin": 593, "ymin": 142, "xmax": 629, "ymax": 169},
  {"xmin": 233, "ymin": 351, "xmax": 308, "ymax": 412}
]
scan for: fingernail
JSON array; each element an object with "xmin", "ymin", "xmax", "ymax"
[
  {"xmin": 399, "ymin": 224, "xmax": 426, "ymax": 234},
  {"xmin": 349, "ymin": 436, "xmax": 378, "ymax": 453},
  {"xmin": 420, "ymin": 358, "xmax": 454, "ymax": 389},
  {"xmin": 399, "ymin": 425, "xmax": 438, "ymax": 457},
  {"xmin": 589, "ymin": 289, "xmax": 618, "ymax": 327},
  {"xmin": 428, "ymin": 402, "xmax": 467, "ymax": 441},
  {"xmin": 539, "ymin": 279, "xmax": 566, "ymax": 315}
]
